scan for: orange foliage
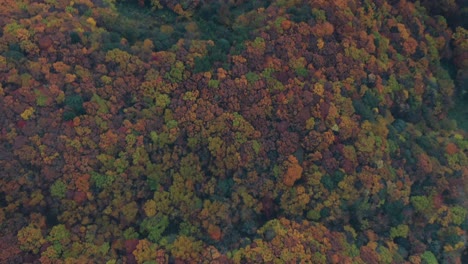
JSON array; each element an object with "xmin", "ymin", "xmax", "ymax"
[
  {"xmin": 445, "ymin": 142, "xmax": 458, "ymax": 155},
  {"xmin": 217, "ymin": 68, "xmax": 227, "ymax": 80},
  {"xmin": 99, "ymin": 130, "xmax": 119, "ymax": 152},
  {"xmin": 75, "ymin": 173, "xmax": 90, "ymax": 193},
  {"xmin": 283, "ymin": 155, "xmax": 303, "ymax": 186},
  {"xmin": 357, "ymin": 167, "xmax": 384, "ymax": 195},
  {"xmin": 403, "ymin": 37, "xmax": 418, "ymax": 55},
  {"xmin": 281, "ymin": 19, "xmax": 292, "ymax": 31},
  {"xmin": 311, "ymin": 22, "xmax": 335, "ymax": 37},
  {"xmin": 207, "ymin": 224, "xmax": 222, "ymax": 241}
]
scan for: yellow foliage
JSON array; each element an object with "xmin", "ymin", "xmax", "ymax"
[
  {"xmin": 148, "ymin": 0, "xmax": 163, "ymax": 9},
  {"xmin": 86, "ymin": 17, "xmax": 96, "ymax": 27},
  {"xmin": 40, "ymin": 246, "xmax": 59, "ymax": 262},
  {"xmin": 444, "ymin": 241, "xmax": 465, "ymax": 252},
  {"xmin": 133, "ymin": 239, "xmax": 158, "ymax": 264},
  {"xmin": 64, "ymin": 73, "xmax": 76, "ymax": 83},
  {"xmin": 159, "ymin": 25, "xmax": 174, "ymax": 35},
  {"xmin": 289, "ymin": 56, "xmax": 306, "ymax": 69},
  {"xmin": 121, "ymin": 201, "xmax": 138, "ymax": 222},
  {"xmin": 173, "ymin": 4, "xmax": 192, "ymax": 19},
  {"xmin": 17, "ymin": 224, "xmax": 45, "ymax": 254},
  {"xmin": 28, "ymin": 190, "xmax": 44, "ymax": 207},
  {"xmin": 21, "ymin": 107, "xmax": 35, "ymax": 120},
  {"xmin": 313, "ymin": 83, "xmax": 324, "ymax": 97},
  {"xmin": 306, "ymin": 117, "xmax": 315, "ymax": 130},
  {"xmin": 396, "ymin": 23, "xmax": 410, "ymax": 40},
  {"xmin": 408, "ymin": 255, "xmax": 421, "ymax": 264},
  {"xmin": 153, "ymin": 191, "xmax": 173, "ymax": 216},
  {"xmin": 280, "ymin": 185, "xmax": 310, "ymax": 215},
  {"xmin": 52, "ymin": 61, "xmax": 71, "ymax": 73},
  {"xmin": 142, "ymin": 39, "xmax": 154, "ymax": 51},
  {"xmin": 185, "ymin": 22, "xmax": 198, "ymax": 33},
  {"xmin": 143, "ymin": 199, "xmax": 157, "ymax": 217},
  {"xmin": 100, "ymin": 75, "xmax": 112, "ymax": 85},
  {"xmin": 170, "ymin": 235, "xmax": 203, "ymax": 260},
  {"xmin": 317, "ymin": 38, "xmax": 325, "ymax": 49},
  {"xmin": 0, "ymin": 55, "xmax": 6, "ymax": 71}
]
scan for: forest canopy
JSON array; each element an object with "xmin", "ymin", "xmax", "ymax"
[{"xmin": 0, "ymin": 0, "xmax": 467, "ymax": 263}]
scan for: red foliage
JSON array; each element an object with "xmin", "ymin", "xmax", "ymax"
[
  {"xmin": 417, "ymin": 153, "xmax": 433, "ymax": 174},
  {"xmin": 125, "ymin": 239, "xmax": 139, "ymax": 263},
  {"xmin": 16, "ymin": 120, "xmax": 27, "ymax": 129},
  {"xmin": 207, "ymin": 224, "xmax": 222, "ymax": 241},
  {"xmin": 72, "ymin": 191, "xmax": 87, "ymax": 204}
]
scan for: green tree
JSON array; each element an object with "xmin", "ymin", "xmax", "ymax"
[
  {"xmin": 50, "ymin": 180, "xmax": 67, "ymax": 199},
  {"xmin": 140, "ymin": 215, "xmax": 169, "ymax": 243}
]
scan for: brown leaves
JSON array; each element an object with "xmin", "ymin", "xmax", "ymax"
[
  {"xmin": 38, "ymin": 35, "xmax": 53, "ymax": 50},
  {"xmin": 359, "ymin": 244, "xmax": 381, "ymax": 263},
  {"xmin": 0, "ymin": 234, "xmax": 21, "ymax": 263}
]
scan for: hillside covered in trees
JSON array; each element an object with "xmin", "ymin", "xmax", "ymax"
[{"xmin": 0, "ymin": 0, "xmax": 467, "ymax": 263}]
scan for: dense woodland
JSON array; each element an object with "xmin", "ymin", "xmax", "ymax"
[{"xmin": 0, "ymin": 0, "xmax": 467, "ymax": 263}]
